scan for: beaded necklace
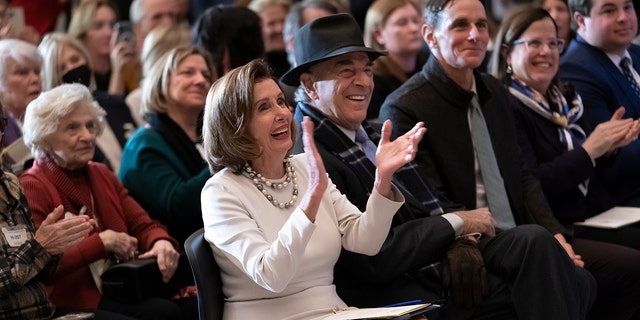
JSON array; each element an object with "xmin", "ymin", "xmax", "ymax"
[{"xmin": 243, "ymin": 158, "xmax": 298, "ymax": 209}]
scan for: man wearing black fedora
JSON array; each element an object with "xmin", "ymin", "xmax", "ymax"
[{"xmin": 284, "ymin": 13, "xmax": 596, "ymax": 320}]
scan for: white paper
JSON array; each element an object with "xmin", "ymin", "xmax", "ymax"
[
  {"xmin": 321, "ymin": 304, "xmax": 430, "ymax": 320},
  {"xmin": 574, "ymin": 206, "xmax": 640, "ymax": 229}
]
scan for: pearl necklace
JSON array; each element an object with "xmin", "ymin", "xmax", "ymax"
[{"xmin": 243, "ymin": 159, "xmax": 298, "ymax": 209}]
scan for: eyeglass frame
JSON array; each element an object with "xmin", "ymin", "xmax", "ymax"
[{"xmin": 511, "ymin": 38, "xmax": 565, "ymax": 53}]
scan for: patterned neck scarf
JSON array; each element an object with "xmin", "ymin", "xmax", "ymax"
[
  {"xmin": 509, "ymin": 79, "xmax": 589, "ymax": 195},
  {"xmin": 509, "ymin": 79, "xmax": 586, "ymax": 151}
]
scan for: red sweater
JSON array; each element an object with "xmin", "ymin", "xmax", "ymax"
[
  {"xmin": 19, "ymin": 157, "xmax": 177, "ymax": 310},
  {"xmin": 10, "ymin": 0, "xmax": 68, "ymax": 36}
]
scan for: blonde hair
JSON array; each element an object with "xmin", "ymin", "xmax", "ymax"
[
  {"xmin": 141, "ymin": 46, "xmax": 214, "ymax": 116},
  {"xmin": 38, "ymin": 32, "xmax": 96, "ymax": 91},
  {"xmin": 203, "ymin": 58, "xmax": 295, "ymax": 173},
  {"xmin": 68, "ymin": 0, "xmax": 118, "ymax": 40},
  {"xmin": 363, "ymin": 0, "xmax": 421, "ymax": 50}
]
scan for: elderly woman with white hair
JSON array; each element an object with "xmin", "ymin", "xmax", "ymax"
[
  {"xmin": 18, "ymin": 83, "xmax": 184, "ymax": 320},
  {"xmin": 0, "ymin": 38, "xmax": 41, "ymax": 149}
]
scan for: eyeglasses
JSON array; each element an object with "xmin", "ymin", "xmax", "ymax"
[{"xmin": 512, "ymin": 38, "xmax": 565, "ymax": 53}]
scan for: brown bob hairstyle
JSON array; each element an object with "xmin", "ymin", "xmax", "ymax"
[{"xmin": 202, "ymin": 58, "xmax": 296, "ymax": 173}]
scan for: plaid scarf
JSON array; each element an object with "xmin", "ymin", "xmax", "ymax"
[{"xmin": 297, "ymin": 102, "xmax": 443, "ymax": 216}]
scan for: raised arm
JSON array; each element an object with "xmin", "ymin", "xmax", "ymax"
[{"xmin": 374, "ymin": 120, "xmax": 426, "ymax": 198}]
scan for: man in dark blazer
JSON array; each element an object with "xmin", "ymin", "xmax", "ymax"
[
  {"xmin": 282, "ymin": 12, "xmax": 596, "ymax": 320},
  {"xmin": 559, "ymin": 0, "xmax": 640, "ymax": 207},
  {"xmin": 378, "ymin": 0, "xmax": 599, "ymax": 316},
  {"xmin": 379, "ymin": 0, "xmax": 577, "ymax": 254}
]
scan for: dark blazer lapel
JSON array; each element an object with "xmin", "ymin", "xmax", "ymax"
[
  {"xmin": 576, "ymin": 36, "xmax": 639, "ymax": 107},
  {"xmin": 422, "ymin": 57, "xmax": 477, "ymax": 208},
  {"xmin": 295, "ymin": 103, "xmax": 377, "ymax": 190}
]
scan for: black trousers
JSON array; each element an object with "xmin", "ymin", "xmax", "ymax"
[
  {"xmin": 571, "ymin": 237, "xmax": 640, "ymax": 319},
  {"xmin": 458, "ymin": 224, "xmax": 596, "ymax": 320},
  {"xmin": 339, "ymin": 224, "xmax": 596, "ymax": 320},
  {"xmin": 98, "ymin": 296, "xmax": 182, "ymax": 320}
]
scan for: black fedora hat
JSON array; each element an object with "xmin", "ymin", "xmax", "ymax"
[{"xmin": 280, "ymin": 13, "xmax": 385, "ymax": 86}]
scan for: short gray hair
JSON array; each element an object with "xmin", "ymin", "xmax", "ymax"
[
  {"xmin": 23, "ymin": 83, "xmax": 106, "ymax": 160},
  {"xmin": 0, "ymin": 39, "xmax": 41, "ymax": 92},
  {"xmin": 130, "ymin": 0, "xmax": 143, "ymax": 23}
]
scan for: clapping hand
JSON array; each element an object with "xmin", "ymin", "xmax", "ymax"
[
  {"xmin": 34, "ymin": 205, "xmax": 94, "ymax": 255},
  {"xmin": 374, "ymin": 121, "xmax": 426, "ymax": 198},
  {"xmin": 583, "ymin": 107, "xmax": 640, "ymax": 158},
  {"xmin": 608, "ymin": 107, "xmax": 640, "ymax": 150},
  {"xmin": 298, "ymin": 116, "xmax": 328, "ymax": 223}
]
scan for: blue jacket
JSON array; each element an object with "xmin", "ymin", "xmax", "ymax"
[{"xmin": 559, "ymin": 35, "xmax": 640, "ymax": 206}]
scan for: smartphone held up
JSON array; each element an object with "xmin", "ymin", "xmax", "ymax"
[{"xmin": 112, "ymin": 21, "xmax": 136, "ymax": 58}]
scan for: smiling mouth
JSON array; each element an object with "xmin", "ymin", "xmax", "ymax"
[
  {"xmin": 533, "ymin": 62, "xmax": 552, "ymax": 67},
  {"xmin": 271, "ymin": 128, "xmax": 288, "ymax": 137},
  {"xmin": 347, "ymin": 95, "xmax": 366, "ymax": 101}
]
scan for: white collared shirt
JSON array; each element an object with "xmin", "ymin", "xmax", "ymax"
[{"xmin": 606, "ymin": 50, "xmax": 640, "ymax": 84}]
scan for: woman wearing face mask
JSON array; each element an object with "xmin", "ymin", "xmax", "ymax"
[{"xmin": 38, "ymin": 32, "xmax": 137, "ymax": 173}]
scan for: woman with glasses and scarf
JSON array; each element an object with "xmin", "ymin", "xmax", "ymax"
[{"xmin": 489, "ymin": 6, "xmax": 640, "ymax": 319}]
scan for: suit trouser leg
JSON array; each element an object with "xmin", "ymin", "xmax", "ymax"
[
  {"xmin": 479, "ymin": 224, "xmax": 596, "ymax": 320},
  {"xmin": 571, "ymin": 237, "xmax": 640, "ymax": 320}
]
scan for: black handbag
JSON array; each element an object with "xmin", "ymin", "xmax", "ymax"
[{"xmin": 101, "ymin": 258, "xmax": 169, "ymax": 302}]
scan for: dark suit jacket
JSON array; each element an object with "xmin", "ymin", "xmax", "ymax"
[
  {"xmin": 510, "ymin": 95, "xmax": 615, "ymax": 223},
  {"xmin": 292, "ymin": 106, "xmax": 456, "ymax": 308},
  {"xmin": 559, "ymin": 36, "xmax": 640, "ymax": 206},
  {"xmin": 379, "ymin": 56, "xmax": 567, "ymax": 236}
]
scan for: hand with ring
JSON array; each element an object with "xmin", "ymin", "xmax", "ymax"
[
  {"xmin": 138, "ymin": 239, "xmax": 180, "ymax": 283},
  {"xmin": 129, "ymin": 249, "xmax": 139, "ymax": 260}
]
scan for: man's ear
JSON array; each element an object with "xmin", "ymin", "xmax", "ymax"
[
  {"xmin": 300, "ymin": 73, "xmax": 319, "ymax": 100},
  {"xmin": 573, "ymin": 11, "xmax": 586, "ymax": 30},
  {"xmin": 422, "ymin": 24, "xmax": 437, "ymax": 49}
]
